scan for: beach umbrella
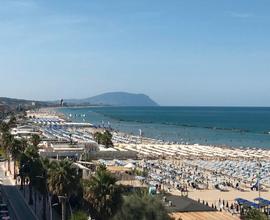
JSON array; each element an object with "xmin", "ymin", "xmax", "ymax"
[{"xmin": 135, "ymin": 176, "xmax": 145, "ymax": 181}]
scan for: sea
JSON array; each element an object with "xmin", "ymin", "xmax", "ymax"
[{"xmin": 56, "ymin": 107, "xmax": 270, "ymax": 149}]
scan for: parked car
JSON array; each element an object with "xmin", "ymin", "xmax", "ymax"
[{"xmin": 0, "ymin": 204, "xmax": 8, "ymax": 212}]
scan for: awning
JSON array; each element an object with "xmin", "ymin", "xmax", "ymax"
[{"xmin": 235, "ymin": 198, "xmax": 260, "ymax": 209}]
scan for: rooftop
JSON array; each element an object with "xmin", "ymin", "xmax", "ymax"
[{"xmin": 164, "ymin": 195, "xmax": 216, "ymax": 213}]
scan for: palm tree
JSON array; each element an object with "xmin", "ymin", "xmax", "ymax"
[
  {"xmin": 10, "ymin": 138, "xmax": 27, "ymax": 179},
  {"xmin": 34, "ymin": 158, "xmax": 48, "ymax": 220},
  {"xmin": 48, "ymin": 159, "xmax": 80, "ymax": 220},
  {"xmin": 1, "ymin": 130, "xmax": 13, "ymax": 173},
  {"xmin": 93, "ymin": 131, "xmax": 113, "ymax": 148},
  {"xmin": 83, "ymin": 165, "xmax": 122, "ymax": 220},
  {"xmin": 19, "ymin": 151, "xmax": 28, "ymax": 191},
  {"xmin": 31, "ymin": 134, "xmax": 41, "ymax": 147},
  {"xmin": 93, "ymin": 132, "xmax": 102, "ymax": 144},
  {"xmin": 0, "ymin": 122, "xmax": 9, "ymax": 152},
  {"xmin": 42, "ymin": 157, "xmax": 55, "ymax": 171},
  {"xmin": 20, "ymin": 145, "xmax": 40, "ymax": 205},
  {"xmin": 102, "ymin": 130, "xmax": 113, "ymax": 148}
]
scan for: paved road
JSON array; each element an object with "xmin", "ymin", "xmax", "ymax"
[{"xmin": 0, "ymin": 162, "xmax": 37, "ymax": 220}]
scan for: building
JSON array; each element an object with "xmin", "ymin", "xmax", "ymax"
[
  {"xmin": 164, "ymin": 195, "xmax": 239, "ymax": 220},
  {"xmin": 39, "ymin": 140, "xmax": 99, "ymax": 160},
  {"xmin": 11, "ymin": 125, "xmax": 41, "ymax": 139},
  {"xmin": 39, "ymin": 141, "xmax": 85, "ymax": 159}
]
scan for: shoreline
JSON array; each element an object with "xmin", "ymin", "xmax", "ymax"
[
  {"xmin": 36, "ymin": 107, "xmax": 270, "ymax": 161},
  {"xmin": 27, "ymin": 108, "xmax": 270, "ymax": 204},
  {"xmin": 51, "ymin": 106, "xmax": 270, "ymax": 151}
]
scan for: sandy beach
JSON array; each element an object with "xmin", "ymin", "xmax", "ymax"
[{"xmin": 28, "ymin": 108, "xmax": 270, "ymax": 209}]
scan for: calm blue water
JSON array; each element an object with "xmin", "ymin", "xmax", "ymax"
[{"xmin": 57, "ymin": 107, "xmax": 270, "ymax": 148}]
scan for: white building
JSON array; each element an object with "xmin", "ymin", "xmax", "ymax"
[
  {"xmin": 39, "ymin": 140, "xmax": 99, "ymax": 160},
  {"xmin": 11, "ymin": 125, "xmax": 41, "ymax": 139}
]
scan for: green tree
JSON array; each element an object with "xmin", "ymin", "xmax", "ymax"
[
  {"xmin": 93, "ymin": 131, "xmax": 113, "ymax": 148},
  {"xmin": 31, "ymin": 134, "xmax": 41, "ymax": 147},
  {"xmin": 112, "ymin": 193, "xmax": 171, "ymax": 220},
  {"xmin": 19, "ymin": 150, "xmax": 47, "ymax": 219},
  {"xmin": 34, "ymin": 158, "xmax": 49, "ymax": 220},
  {"xmin": 0, "ymin": 122, "xmax": 9, "ymax": 134},
  {"xmin": 10, "ymin": 138, "xmax": 27, "ymax": 179},
  {"xmin": 42, "ymin": 157, "xmax": 54, "ymax": 170},
  {"xmin": 102, "ymin": 130, "xmax": 113, "ymax": 148},
  {"xmin": 8, "ymin": 114, "xmax": 17, "ymax": 128},
  {"xmin": 48, "ymin": 159, "xmax": 81, "ymax": 220},
  {"xmin": 20, "ymin": 145, "xmax": 40, "ymax": 205},
  {"xmin": 93, "ymin": 132, "xmax": 102, "ymax": 144},
  {"xmin": 83, "ymin": 165, "xmax": 122, "ymax": 220},
  {"xmin": 1, "ymin": 129, "xmax": 13, "ymax": 173},
  {"xmin": 69, "ymin": 211, "xmax": 88, "ymax": 220},
  {"xmin": 244, "ymin": 209, "xmax": 267, "ymax": 220},
  {"xmin": 19, "ymin": 151, "xmax": 28, "ymax": 190}
]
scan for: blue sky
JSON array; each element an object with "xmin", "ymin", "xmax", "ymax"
[{"xmin": 0, "ymin": 0, "xmax": 270, "ymax": 106}]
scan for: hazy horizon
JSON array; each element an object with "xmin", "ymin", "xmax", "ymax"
[
  {"xmin": 3, "ymin": 93, "xmax": 270, "ymax": 108},
  {"xmin": 1, "ymin": 0, "xmax": 270, "ymax": 106}
]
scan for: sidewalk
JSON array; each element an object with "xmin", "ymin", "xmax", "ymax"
[
  {"xmin": 17, "ymin": 184, "xmax": 49, "ymax": 220},
  {"xmin": 1, "ymin": 161, "xmax": 49, "ymax": 220},
  {"xmin": 0, "ymin": 162, "xmax": 38, "ymax": 220}
]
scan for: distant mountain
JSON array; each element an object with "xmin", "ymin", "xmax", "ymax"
[{"xmin": 65, "ymin": 92, "xmax": 159, "ymax": 106}]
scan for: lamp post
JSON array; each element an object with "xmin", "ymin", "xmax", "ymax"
[
  {"xmin": 51, "ymin": 198, "xmax": 73, "ymax": 220},
  {"xmin": 257, "ymin": 162, "xmax": 262, "ymax": 209},
  {"xmin": 67, "ymin": 197, "xmax": 73, "ymax": 219},
  {"xmin": 58, "ymin": 195, "xmax": 73, "ymax": 220},
  {"xmin": 58, "ymin": 196, "xmax": 67, "ymax": 220}
]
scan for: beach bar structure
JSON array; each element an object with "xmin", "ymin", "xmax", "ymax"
[
  {"xmin": 235, "ymin": 198, "xmax": 260, "ymax": 209},
  {"xmin": 235, "ymin": 197, "xmax": 270, "ymax": 217},
  {"xmin": 254, "ymin": 197, "xmax": 270, "ymax": 216}
]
